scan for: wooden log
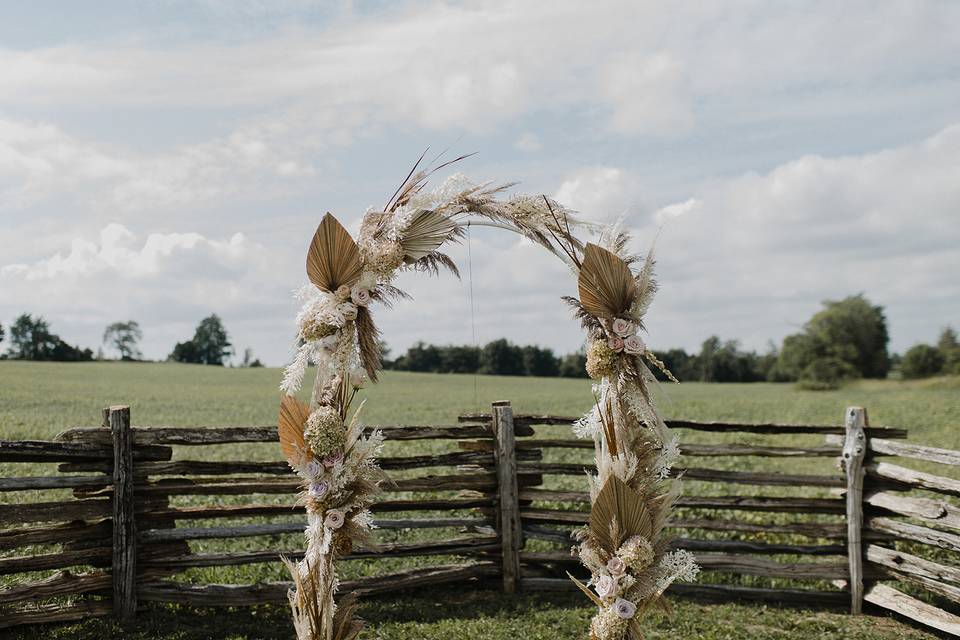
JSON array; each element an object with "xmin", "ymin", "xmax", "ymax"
[
  {"xmin": 0, "ymin": 569, "xmax": 111, "ymax": 604},
  {"xmin": 0, "ymin": 498, "xmax": 111, "ymax": 524},
  {"xmin": 866, "ymin": 544, "xmax": 960, "ymax": 588},
  {"xmin": 842, "ymin": 406, "xmax": 867, "ymax": 614},
  {"xmin": 108, "ymin": 406, "xmax": 137, "ymax": 626},
  {"xmin": 518, "ymin": 493, "xmax": 846, "ymax": 516},
  {"xmin": 138, "ymin": 562, "xmax": 500, "ymax": 605},
  {"xmin": 868, "ymin": 437, "xmax": 960, "ymax": 466},
  {"xmin": 527, "ymin": 552, "xmax": 863, "ymax": 580},
  {"xmin": 0, "ymin": 598, "xmax": 113, "ymax": 630},
  {"xmin": 866, "ymin": 461, "xmax": 960, "ymax": 497},
  {"xmin": 0, "ymin": 547, "xmax": 111, "ymax": 574},
  {"xmin": 864, "ymin": 582, "xmax": 960, "ymax": 636},
  {"xmin": 866, "ymin": 490, "xmax": 960, "ymax": 531},
  {"xmin": 493, "ymin": 401, "xmax": 521, "ymax": 595},
  {"xmin": 521, "ymin": 537, "xmax": 845, "ymax": 560},
  {"xmin": 0, "ymin": 475, "xmax": 111, "ymax": 492},
  {"xmin": 461, "ymin": 413, "xmax": 908, "ymax": 438},
  {"xmin": 517, "ymin": 463, "xmax": 844, "ymax": 487},
  {"xmin": 680, "ymin": 443, "xmax": 842, "ymax": 457},
  {"xmin": 518, "ymin": 577, "xmax": 848, "ymax": 607},
  {"xmin": 868, "ymin": 517, "xmax": 960, "ymax": 552},
  {"xmin": 140, "ymin": 536, "xmax": 500, "ymax": 569},
  {"xmin": 0, "ymin": 518, "xmax": 111, "ymax": 550},
  {"xmin": 0, "ymin": 440, "xmax": 110, "ymax": 462}
]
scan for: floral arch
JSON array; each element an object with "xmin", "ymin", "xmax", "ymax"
[{"xmin": 275, "ymin": 163, "xmax": 698, "ymax": 640}]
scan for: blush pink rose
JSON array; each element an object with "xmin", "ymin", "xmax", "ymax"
[
  {"xmin": 613, "ymin": 597, "xmax": 637, "ymax": 619},
  {"xmin": 324, "ymin": 509, "xmax": 346, "ymax": 529},
  {"xmin": 351, "ymin": 287, "xmax": 371, "ymax": 306},
  {"xmin": 309, "ymin": 480, "xmax": 329, "ymax": 499},
  {"xmin": 611, "ymin": 318, "xmax": 634, "ymax": 338},
  {"xmin": 623, "ymin": 334, "xmax": 646, "ymax": 355},
  {"xmin": 607, "ymin": 335, "xmax": 624, "ymax": 352},
  {"xmin": 595, "ymin": 574, "xmax": 616, "ymax": 599},
  {"xmin": 323, "ymin": 451, "xmax": 344, "ymax": 468},
  {"xmin": 607, "ymin": 556, "xmax": 626, "ymax": 577}
]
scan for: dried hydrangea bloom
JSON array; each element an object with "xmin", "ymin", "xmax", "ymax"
[
  {"xmin": 586, "ymin": 339, "xmax": 619, "ymax": 379},
  {"xmin": 590, "ymin": 605, "xmax": 628, "ymax": 640},
  {"xmin": 618, "ymin": 535, "xmax": 655, "ymax": 572},
  {"xmin": 303, "ymin": 405, "xmax": 345, "ymax": 458}
]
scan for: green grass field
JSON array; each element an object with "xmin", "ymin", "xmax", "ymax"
[{"xmin": 2, "ymin": 361, "xmax": 958, "ymax": 640}]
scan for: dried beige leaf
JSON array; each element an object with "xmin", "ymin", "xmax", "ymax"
[
  {"xmin": 306, "ymin": 213, "xmax": 363, "ymax": 292},
  {"xmin": 279, "ymin": 394, "xmax": 310, "ymax": 467},
  {"xmin": 577, "ymin": 243, "xmax": 637, "ymax": 319},
  {"xmin": 589, "ymin": 475, "xmax": 652, "ymax": 554}
]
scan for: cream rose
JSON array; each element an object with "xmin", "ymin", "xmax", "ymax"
[
  {"xmin": 323, "ymin": 451, "xmax": 344, "ymax": 468},
  {"xmin": 611, "ymin": 318, "xmax": 634, "ymax": 338},
  {"xmin": 337, "ymin": 302, "xmax": 358, "ymax": 321},
  {"xmin": 334, "ymin": 285, "xmax": 351, "ymax": 301},
  {"xmin": 309, "ymin": 480, "xmax": 329, "ymax": 499},
  {"xmin": 595, "ymin": 573, "xmax": 616, "ymax": 600},
  {"xmin": 607, "ymin": 556, "xmax": 626, "ymax": 577},
  {"xmin": 351, "ymin": 287, "xmax": 371, "ymax": 306},
  {"xmin": 324, "ymin": 509, "xmax": 346, "ymax": 529},
  {"xmin": 607, "ymin": 335, "xmax": 624, "ymax": 352},
  {"xmin": 623, "ymin": 334, "xmax": 646, "ymax": 355}
]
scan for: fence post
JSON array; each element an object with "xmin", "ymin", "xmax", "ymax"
[
  {"xmin": 106, "ymin": 405, "xmax": 137, "ymax": 625},
  {"xmin": 842, "ymin": 406, "xmax": 868, "ymax": 615},
  {"xmin": 492, "ymin": 401, "xmax": 521, "ymax": 593}
]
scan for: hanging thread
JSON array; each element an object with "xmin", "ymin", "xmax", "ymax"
[{"xmin": 466, "ymin": 222, "xmax": 480, "ymax": 412}]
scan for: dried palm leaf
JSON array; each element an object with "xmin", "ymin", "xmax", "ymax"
[
  {"xmin": 279, "ymin": 395, "xmax": 311, "ymax": 467},
  {"xmin": 355, "ymin": 306, "xmax": 382, "ymax": 382},
  {"xmin": 401, "ymin": 209, "xmax": 464, "ymax": 260},
  {"xmin": 589, "ymin": 475, "xmax": 652, "ymax": 554},
  {"xmin": 306, "ymin": 213, "xmax": 363, "ymax": 292},
  {"xmin": 331, "ymin": 592, "xmax": 365, "ymax": 640},
  {"xmin": 567, "ymin": 572, "xmax": 603, "ymax": 607},
  {"xmin": 578, "ymin": 243, "xmax": 637, "ymax": 319}
]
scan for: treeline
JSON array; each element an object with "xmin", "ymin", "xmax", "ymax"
[
  {"xmin": 0, "ymin": 313, "xmax": 262, "ymax": 367},
  {"xmin": 900, "ymin": 327, "xmax": 960, "ymax": 379},
  {"xmin": 385, "ymin": 339, "xmax": 588, "ymax": 378}
]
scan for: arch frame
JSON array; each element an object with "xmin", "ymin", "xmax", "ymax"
[{"xmin": 276, "ymin": 165, "xmax": 697, "ymax": 640}]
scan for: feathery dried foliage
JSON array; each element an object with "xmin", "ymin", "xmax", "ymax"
[
  {"xmin": 404, "ymin": 251, "xmax": 461, "ymax": 278},
  {"xmin": 355, "ymin": 306, "xmax": 381, "ymax": 382},
  {"xmin": 401, "ymin": 209, "xmax": 464, "ymax": 261},
  {"xmin": 561, "ymin": 296, "xmax": 605, "ymax": 338},
  {"xmin": 307, "ymin": 214, "xmax": 363, "ymax": 292},
  {"xmin": 578, "ymin": 244, "xmax": 637, "ymax": 319}
]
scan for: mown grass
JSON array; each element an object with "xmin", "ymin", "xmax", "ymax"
[{"xmin": 2, "ymin": 361, "xmax": 958, "ymax": 639}]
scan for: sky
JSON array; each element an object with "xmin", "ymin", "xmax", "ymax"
[{"xmin": 1, "ymin": 0, "xmax": 958, "ymax": 365}]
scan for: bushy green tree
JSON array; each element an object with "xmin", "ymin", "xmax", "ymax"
[
  {"xmin": 480, "ymin": 338, "xmax": 525, "ymax": 376},
  {"xmin": 441, "ymin": 345, "xmax": 481, "ymax": 373},
  {"xmin": 797, "ymin": 357, "xmax": 857, "ymax": 390},
  {"xmin": 901, "ymin": 344, "xmax": 946, "ymax": 379},
  {"xmin": 103, "ymin": 320, "xmax": 143, "ymax": 360},
  {"xmin": 522, "ymin": 345, "xmax": 560, "ymax": 377},
  {"xmin": 776, "ymin": 294, "xmax": 890, "ymax": 380},
  {"xmin": 6, "ymin": 314, "xmax": 92, "ymax": 361},
  {"xmin": 558, "ymin": 350, "xmax": 588, "ymax": 378},
  {"xmin": 937, "ymin": 326, "xmax": 960, "ymax": 375},
  {"xmin": 169, "ymin": 314, "xmax": 233, "ymax": 365}
]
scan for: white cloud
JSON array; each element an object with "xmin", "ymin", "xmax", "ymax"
[
  {"xmin": 554, "ymin": 166, "xmax": 646, "ymax": 220},
  {"xmin": 643, "ymin": 123, "xmax": 960, "ymax": 354}
]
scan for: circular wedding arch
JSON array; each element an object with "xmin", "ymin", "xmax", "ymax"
[{"xmin": 275, "ymin": 163, "xmax": 696, "ymax": 640}]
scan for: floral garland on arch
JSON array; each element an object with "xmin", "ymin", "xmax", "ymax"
[{"xmin": 275, "ymin": 160, "xmax": 697, "ymax": 640}]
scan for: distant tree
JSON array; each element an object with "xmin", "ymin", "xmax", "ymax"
[
  {"xmin": 103, "ymin": 321, "xmax": 143, "ymax": 360},
  {"xmin": 239, "ymin": 347, "xmax": 265, "ymax": 368},
  {"xmin": 937, "ymin": 326, "xmax": 960, "ymax": 375},
  {"xmin": 480, "ymin": 339, "xmax": 525, "ymax": 376},
  {"xmin": 169, "ymin": 315, "xmax": 233, "ymax": 365},
  {"xmin": 7, "ymin": 314, "xmax": 58, "ymax": 360},
  {"xmin": 901, "ymin": 344, "xmax": 946, "ymax": 379},
  {"xmin": 0, "ymin": 321, "xmax": 5, "ymax": 346},
  {"xmin": 797, "ymin": 357, "xmax": 857, "ymax": 391},
  {"xmin": 441, "ymin": 345, "xmax": 481, "ymax": 374},
  {"xmin": 558, "ymin": 350, "xmax": 588, "ymax": 378},
  {"xmin": 6, "ymin": 314, "xmax": 92, "ymax": 361},
  {"xmin": 522, "ymin": 345, "xmax": 559, "ymax": 377},
  {"xmin": 776, "ymin": 294, "xmax": 890, "ymax": 380}
]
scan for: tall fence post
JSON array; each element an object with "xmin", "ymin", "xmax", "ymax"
[
  {"xmin": 842, "ymin": 406, "xmax": 868, "ymax": 614},
  {"xmin": 106, "ymin": 405, "xmax": 137, "ymax": 625},
  {"xmin": 492, "ymin": 401, "xmax": 521, "ymax": 593}
]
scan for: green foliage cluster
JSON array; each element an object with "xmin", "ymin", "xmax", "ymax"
[
  {"xmin": 901, "ymin": 326, "xmax": 960, "ymax": 379},
  {"xmin": 4, "ymin": 313, "xmax": 93, "ymax": 362},
  {"xmin": 168, "ymin": 314, "xmax": 235, "ymax": 366},
  {"xmin": 103, "ymin": 320, "xmax": 143, "ymax": 360},
  {"xmin": 388, "ymin": 338, "xmax": 584, "ymax": 378}
]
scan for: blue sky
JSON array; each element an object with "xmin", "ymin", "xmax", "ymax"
[{"xmin": 1, "ymin": 1, "xmax": 959, "ymax": 365}]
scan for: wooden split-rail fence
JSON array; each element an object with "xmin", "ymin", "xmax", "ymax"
[{"xmin": 1, "ymin": 402, "xmax": 959, "ymax": 636}]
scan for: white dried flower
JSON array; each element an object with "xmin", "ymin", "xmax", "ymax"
[
  {"xmin": 351, "ymin": 287, "xmax": 371, "ymax": 306},
  {"xmin": 323, "ymin": 509, "xmax": 345, "ymax": 529},
  {"xmin": 337, "ymin": 302, "xmax": 358, "ymax": 321},
  {"xmin": 595, "ymin": 573, "xmax": 616, "ymax": 600},
  {"xmin": 612, "ymin": 318, "xmax": 634, "ymax": 337}
]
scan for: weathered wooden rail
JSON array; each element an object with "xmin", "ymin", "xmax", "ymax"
[{"xmin": 1, "ymin": 402, "xmax": 958, "ymax": 637}]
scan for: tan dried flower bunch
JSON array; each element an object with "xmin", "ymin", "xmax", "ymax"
[{"xmin": 277, "ymin": 155, "xmax": 695, "ymax": 640}]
